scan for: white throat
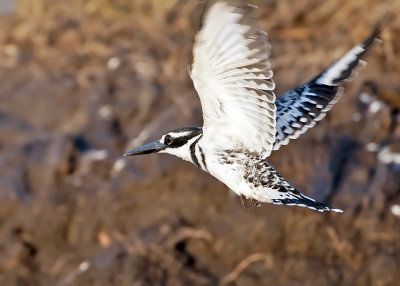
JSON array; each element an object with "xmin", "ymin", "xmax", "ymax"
[{"xmin": 160, "ymin": 134, "xmax": 202, "ymax": 163}]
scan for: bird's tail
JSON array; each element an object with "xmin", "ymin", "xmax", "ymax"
[
  {"xmin": 263, "ymin": 162, "xmax": 343, "ymax": 213},
  {"xmin": 273, "ymin": 187, "xmax": 344, "ymax": 213}
]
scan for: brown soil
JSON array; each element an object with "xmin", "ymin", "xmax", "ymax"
[{"xmin": 0, "ymin": 1, "xmax": 400, "ymax": 285}]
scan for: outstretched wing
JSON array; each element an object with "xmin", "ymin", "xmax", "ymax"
[
  {"xmin": 273, "ymin": 27, "xmax": 381, "ymax": 151},
  {"xmin": 190, "ymin": 2, "xmax": 276, "ymax": 156}
]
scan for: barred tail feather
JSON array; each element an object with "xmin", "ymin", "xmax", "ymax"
[
  {"xmin": 259, "ymin": 161, "xmax": 343, "ymax": 212},
  {"xmin": 271, "ymin": 190, "xmax": 343, "ymax": 213}
]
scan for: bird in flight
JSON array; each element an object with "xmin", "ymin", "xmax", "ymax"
[{"xmin": 124, "ymin": 1, "xmax": 381, "ymax": 212}]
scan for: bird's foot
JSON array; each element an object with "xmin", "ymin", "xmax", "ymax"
[{"xmin": 240, "ymin": 195, "xmax": 262, "ymax": 209}]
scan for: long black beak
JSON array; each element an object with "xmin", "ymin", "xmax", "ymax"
[{"xmin": 123, "ymin": 141, "xmax": 166, "ymax": 156}]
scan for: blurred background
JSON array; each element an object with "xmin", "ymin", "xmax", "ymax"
[{"xmin": 0, "ymin": 0, "xmax": 400, "ymax": 285}]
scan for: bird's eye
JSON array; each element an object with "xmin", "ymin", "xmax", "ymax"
[{"xmin": 164, "ymin": 135, "xmax": 173, "ymax": 146}]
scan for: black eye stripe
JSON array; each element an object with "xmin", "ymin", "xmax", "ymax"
[
  {"xmin": 163, "ymin": 127, "xmax": 203, "ymax": 148},
  {"xmin": 169, "ymin": 135, "xmax": 194, "ymax": 148}
]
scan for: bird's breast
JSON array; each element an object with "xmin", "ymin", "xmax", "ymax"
[{"xmin": 198, "ymin": 146, "xmax": 251, "ymax": 189}]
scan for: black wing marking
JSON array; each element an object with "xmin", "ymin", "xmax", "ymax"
[{"xmin": 273, "ymin": 26, "xmax": 381, "ymax": 151}]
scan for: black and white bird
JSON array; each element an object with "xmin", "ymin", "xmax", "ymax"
[{"xmin": 124, "ymin": 1, "xmax": 381, "ymax": 212}]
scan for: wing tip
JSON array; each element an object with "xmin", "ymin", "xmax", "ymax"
[
  {"xmin": 361, "ymin": 22, "xmax": 383, "ymax": 50},
  {"xmin": 370, "ymin": 12, "xmax": 395, "ymax": 42},
  {"xmin": 313, "ymin": 20, "xmax": 385, "ymax": 87}
]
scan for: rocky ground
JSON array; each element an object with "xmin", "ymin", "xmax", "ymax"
[{"xmin": 0, "ymin": 0, "xmax": 400, "ymax": 285}]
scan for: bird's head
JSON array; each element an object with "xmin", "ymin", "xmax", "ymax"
[{"xmin": 124, "ymin": 127, "xmax": 203, "ymax": 162}]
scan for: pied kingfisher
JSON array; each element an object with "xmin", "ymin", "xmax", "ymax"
[{"xmin": 124, "ymin": 1, "xmax": 381, "ymax": 212}]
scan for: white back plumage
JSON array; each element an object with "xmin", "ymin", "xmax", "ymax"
[{"xmin": 190, "ymin": 2, "xmax": 276, "ymax": 156}]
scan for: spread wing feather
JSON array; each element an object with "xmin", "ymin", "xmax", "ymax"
[
  {"xmin": 190, "ymin": 2, "xmax": 276, "ymax": 156},
  {"xmin": 273, "ymin": 27, "xmax": 381, "ymax": 151}
]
